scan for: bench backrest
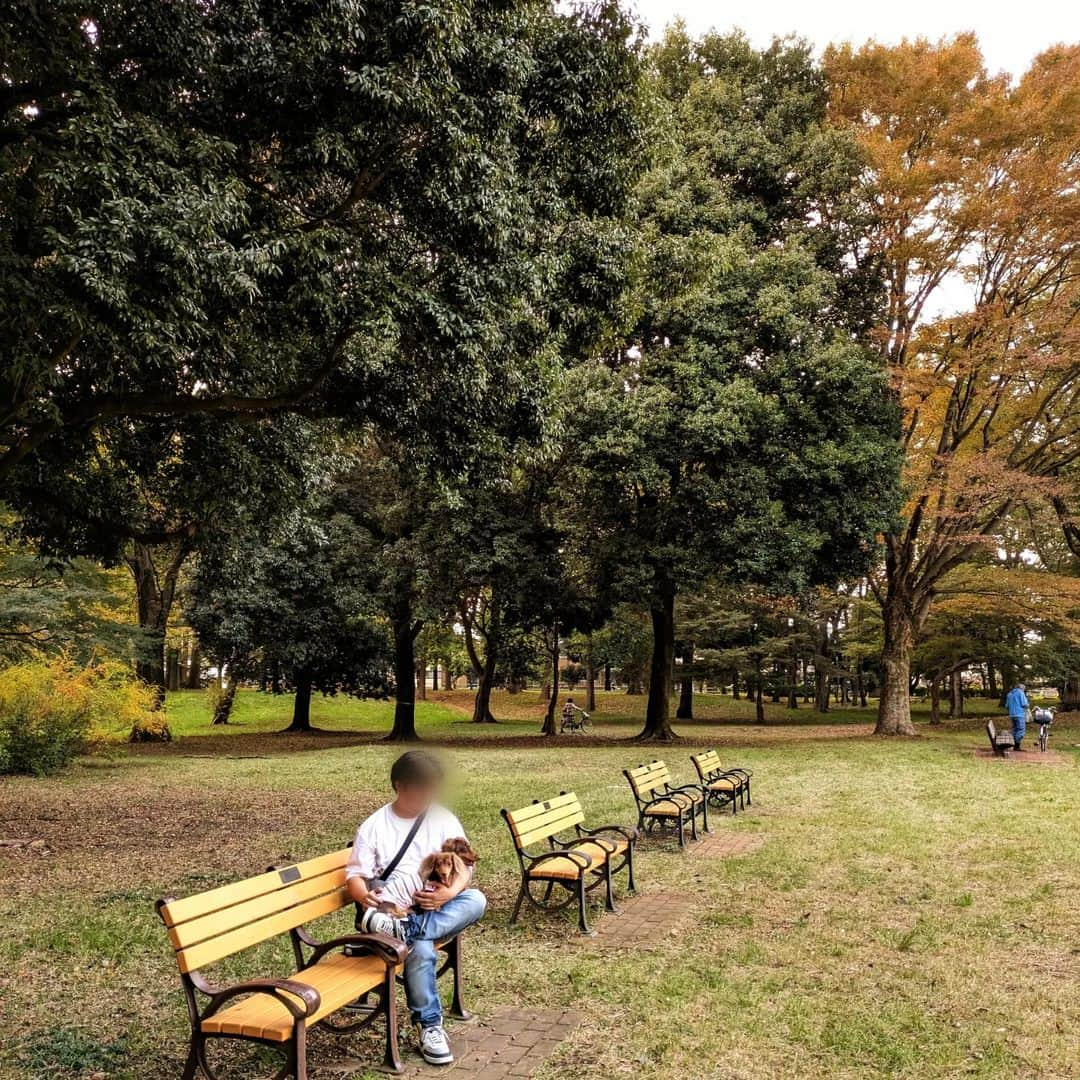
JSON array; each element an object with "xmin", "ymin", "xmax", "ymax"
[
  {"xmin": 691, "ymin": 750, "xmax": 721, "ymax": 780},
  {"xmin": 157, "ymin": 848, "xmax": 351, "ymax": 974},
  {"xmin": 502, "ymin": 793, "xmax": 584, "ymax": 850},
  {"xmin": 987, "ymin": 719, "xmax": 997, "ymax": 740},
  {"xmin": 625, "ymin": 760, "xmax": 672, "ymax": 800}
]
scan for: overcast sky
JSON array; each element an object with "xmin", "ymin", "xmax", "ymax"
[{"xmin": 629, "ymin": 0, "xmax": 1079, "ymax": 78}]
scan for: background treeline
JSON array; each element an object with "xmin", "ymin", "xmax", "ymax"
[{"xmin": 2, "ymin": 3, "xmax": 1079, "ymax": 761}]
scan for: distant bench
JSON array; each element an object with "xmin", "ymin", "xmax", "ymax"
[
  {"xmin": 986, "ymin": 718, "xmax": 1014, "ymax": 756},
  {"xmin": 691, "ymin": 750, "xmax": 752, "ymax": 814},
  {"xmin": 157, "ymin": 848, "xmax": 467, "ymax": 1077},
  {"xmin": 623, "ymin": 760, "xmax": 708, "ymax": 848}
]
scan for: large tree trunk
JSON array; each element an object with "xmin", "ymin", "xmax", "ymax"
[
  {"xmin": 125, "ymin": 538, "xmax": 193, "ymax": 708},
  {"xmin": 755, "ymin": 671, "xmax": 765, "ymax": 724},
  {"xmin": 986, "ymin": 662, "xmax": 999, "ymax": 700},
  {"xmin": 929, "ymin": 674, "xmax": 942, "ymax": 724},
  {"xmin": 541, "ymin": 623, "xmax": 560, "ymax": 736},
  {"xmin": 949, "ymin": 668, "xmax": 964, "ymax": 718},
  {"xmin": 637, "ymin": 585, "xmax": 677, "ymax": 741},
  {"xmin": 875, "ymin": 591, "xmax": 918, "ymax": 736},
  {"xmin": 586, "ymin": 638, "xmax": 597, "ymax": 713},
  {"xmin": 212, "ymin": 666, "xmax": 238, "ymax": 725},
  {"xmin": 603, "ymin": 662, "xmax": 612, "ymax": 692},
  {"xmin": 462, "ymin": 605, "xmax": 498, "ymax": 722},
  {"xmin": 285, "ymin": 668, "xmax": 314, "ymax": 732},
  {"xmin": 1059, "ymin": 676, "xmax": 1080, "ymax": 712},
  {"xmin": 472, "ymin": 647, "xmax": 497, "ymax": 723},
  {"xmin": 787, "ymin": 658, "xmax": 799, "ymax": 709},
  {"xmin": 814, "ymin": 667, "xmax": 830, "ymax": 713},
  {"xmin": 443, "ymin": 664, "xmax": 454, "ymax": 691},
  {"xmin": 185, "ymin": 642, "xmax": 202, "ymax": 689},
  {"xmin": 166, "ymin": 647, "xmax": 181, "ymax": 692},
  {"xmin": 387, "ymin": 606, "xmax": 423, "ymax": 742},
  {"xmin": 675, "ymin": 641, "xmax": 694, "ymax": 720}
]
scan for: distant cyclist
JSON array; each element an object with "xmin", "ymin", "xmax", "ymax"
[{"xmin": 561, "ymin": 697, "xmax": 589, "ymax": 733}]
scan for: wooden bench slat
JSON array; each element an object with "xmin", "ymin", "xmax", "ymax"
[
  {"xmin": 202, "ymin": 953, "xmax": 387, "ymax": 1042},
  {"xmin": 160, "ymin": 848, "xmax": 350, "ymax": 928},
  {"xmin": 515, "ymin": 809, "xmax": 586, "ymax": 848},
  {"xmin": 176, "ymin": 887, "xmax": 349, "ymax": 973},
  {"xmin": 505, "ymin": 792, "xmax": 579, "ymax": 827},
  {"xmin": 167, "ymin": 867, "xmax": 348, "ymax": 950}
]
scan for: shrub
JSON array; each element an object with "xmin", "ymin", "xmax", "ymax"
[{"xmin": 0, "ymin": 657, "xmax": 159, "ymax": 775}]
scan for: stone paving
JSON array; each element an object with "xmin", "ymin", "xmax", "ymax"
[
  {"xmin": 314, "ymin": 1007, "xmax": 581, "ymax": 1078},
  {"xmin": 402, "ymin": 1007, "xmax": 583, "ymax": 1078},
  {"xmin": 693, "ymin": 831, "xmax": 765, "ymax": 857},
  {"xmin": 592, "ymin": 889, "xmax": 697, "ymax": 946}
]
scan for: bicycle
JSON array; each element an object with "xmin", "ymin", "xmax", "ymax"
[
  {"xmin": 1033, "ymin": 706, "xmax": 1055, "ymax": 753},
  {"xmin": 560, "ymin": 708, "xmax": 590, "ymax": 734}
]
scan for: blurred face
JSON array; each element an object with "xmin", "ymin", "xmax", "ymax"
[{"xmin": 393, "ymin": 778, "xmax": 440, "ymax": 817}]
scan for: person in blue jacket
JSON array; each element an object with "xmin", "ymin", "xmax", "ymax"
[{"xmin": 1005, "ymin": 682, "xmax": 1030, "ymax": 750}]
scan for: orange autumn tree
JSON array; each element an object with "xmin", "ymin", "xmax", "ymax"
[{"xmin": 825, "ymin": 38, "xmax": 1080, "ymax": 734}]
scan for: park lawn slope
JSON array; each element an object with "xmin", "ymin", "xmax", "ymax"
[{"xmin": 1, "ymin": 715, "xmax": 1078, "ymax": 1079}]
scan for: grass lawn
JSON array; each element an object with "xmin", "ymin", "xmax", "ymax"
[{"xmin": 2, "ymin": 689, "xmax": 1078, "ymax": 1079}]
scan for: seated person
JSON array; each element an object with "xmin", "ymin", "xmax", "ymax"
[{"xmin": 346, "ymin": 751, "xmax": 486, "ymax": 1067}]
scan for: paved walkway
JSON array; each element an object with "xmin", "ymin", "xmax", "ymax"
[
  {"xmin": 592, "ymin": 889, "xmax": 697, "ymax": 947},
  {"xmin": 693, "ymin": 831, "xmax": 765, "ymax": 857}
]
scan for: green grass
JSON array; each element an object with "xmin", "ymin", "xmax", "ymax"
[{"xmin": 2, "ymin": 693, "xmax": 1078, "ymax": 1079}]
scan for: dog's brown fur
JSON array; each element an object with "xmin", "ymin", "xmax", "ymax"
[
  {"xmin": 441, "ymin": 836, "xmax": 479, "ymax": 867},
  {"xmin": 419, "ymin": 850, "xmax": 466, "ymax": 889},
  {"xmin": 374, "ymin": 842, "xmax": 477, "ymax": 918}
]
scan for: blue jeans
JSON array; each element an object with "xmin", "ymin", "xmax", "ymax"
[
  {"xmin": 402, "ymin": 888, "xmax": 486, "ymax": 1028},
  {"xmin": 1011, "ymin": 713, "xmax": 1026, "ymax": 745}
]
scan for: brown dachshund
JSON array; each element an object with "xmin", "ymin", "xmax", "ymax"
[
  {"xmin": 375, "ymin": 845, "xmax": 474, "ymax": 919},
  {"xmin": 441, "ymin": 836, "xmax": 479, "ymax": 867}
]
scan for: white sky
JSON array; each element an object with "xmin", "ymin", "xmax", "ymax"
[{"xmin": 629, "ymin": 0, "xmax": 1079, "ymax": 78}]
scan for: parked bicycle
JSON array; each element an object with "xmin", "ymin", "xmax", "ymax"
[{"xmin": 1033, "ymin": 706, "xmax": 1055, "ymax": 752}]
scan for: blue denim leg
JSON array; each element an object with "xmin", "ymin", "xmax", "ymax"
[
  {"xmin": 1012, "ymin": 714, "xmax": 1026, "ymax": 744},
  {"xmin": 403, "ymin": 888, "xmax": 487, "ymax": 1028}
]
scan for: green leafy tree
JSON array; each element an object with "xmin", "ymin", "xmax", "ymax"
[
  {"xmin": 187, "ymin": 508, "xmax": 390, "ymax": 733},
  {"xmin": 565, "ymin": 31, "xmax": 901, "ymax": 739}
]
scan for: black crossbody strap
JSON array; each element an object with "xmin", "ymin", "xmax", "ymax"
[{"xmin": 382, "ymin": 811, "xmax": 426, "ymax": 880}]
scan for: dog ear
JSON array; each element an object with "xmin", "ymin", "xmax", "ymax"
[
  {"xmin": 449, "ymin": 852, "xmax": 466, "ymax": 878},
  {"xmin": 418, "ymin": 853, "xmax": 436, "ymax": 879}
]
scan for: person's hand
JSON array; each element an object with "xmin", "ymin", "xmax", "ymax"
[
  {"xmin": 360, "ymin": 889, "xmax": 383, "ymax": 910},
  {"xmin": 413, "ymin": 885, "xmax": 453, "ymax": 911}
]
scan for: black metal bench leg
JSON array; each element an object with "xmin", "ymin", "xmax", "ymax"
[
  {"xmin": 626, "ymin": 843, "xmax": 637, "ymax": 895},
  {"xmin": 181, "ymin": 1036, "xmax": 199, "ymax": 1080},
  {"xmin": 509, "ymin": 880, "xmax": 527, "ymax": 925},
  {"xmin": 447, "ymin": 936, "xmax": 472, "ymax": 1020},
  {"xmin": 381, "ymin": 974, "xmax": 404, "ymax": 1074},
  {"xmin": 577, "ymin": 875, "xmax": 594, "ymax": 935},
  {"xmin": 293, "ymin": 1024, "xmax": 308, "ymax": 1080},
  {"xmin": 602, "ymin": 859, "xmax": 618, "ymax": 913},
  {"xmin": 677, "ymin": 812, "xmax": 685, "ymax": 848},
  {"xmin": 701, "ymin": 795, "xmax": 709, "ymax": 833}
]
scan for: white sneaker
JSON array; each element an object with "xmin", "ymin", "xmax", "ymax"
[
  {"xmin": 419, "ymin": 1025, "xmax": 454, "ymax": 1066},
  {"xmin": 358, "ymin": 907, "xmax": 405, "ymax": 939}
]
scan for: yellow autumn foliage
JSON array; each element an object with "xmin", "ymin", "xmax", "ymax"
[{"xmin": 0, "ymin": 656, "xmax": 159, "ymax": 775}]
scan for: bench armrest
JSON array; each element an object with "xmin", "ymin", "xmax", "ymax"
[
  {"xmin": 204, "ymin": 977, "xmax": 321, "ymax": 1021},
  {"xmin": 308, "ymin": 931, "xmax": 407, "ymax": 967},
  {"xmin": 578, "ymin": 823, "xmax": 639, "ymax": 844},
  {"xmin": 663, "ymin": 784, "xmax": 700, "ymax": 806},
  {"xmin": 525, "ymin": 849, "xmax": 591, "ymax": 870}
]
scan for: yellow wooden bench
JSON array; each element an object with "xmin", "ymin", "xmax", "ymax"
[
  {"xmin": 501, "ymin": 792, "xmax": 637, "ymax": 934},
  {"xmin": 690, "ymin": 749, "xmax": 752, "ymax": 813},
  {"xmin": 157, "ymin": 847, "xmax": 467, "ymax": 1078},
  {"xmin": 623, "ymin": 760, "xmax": 708, "ymax": 848}
]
